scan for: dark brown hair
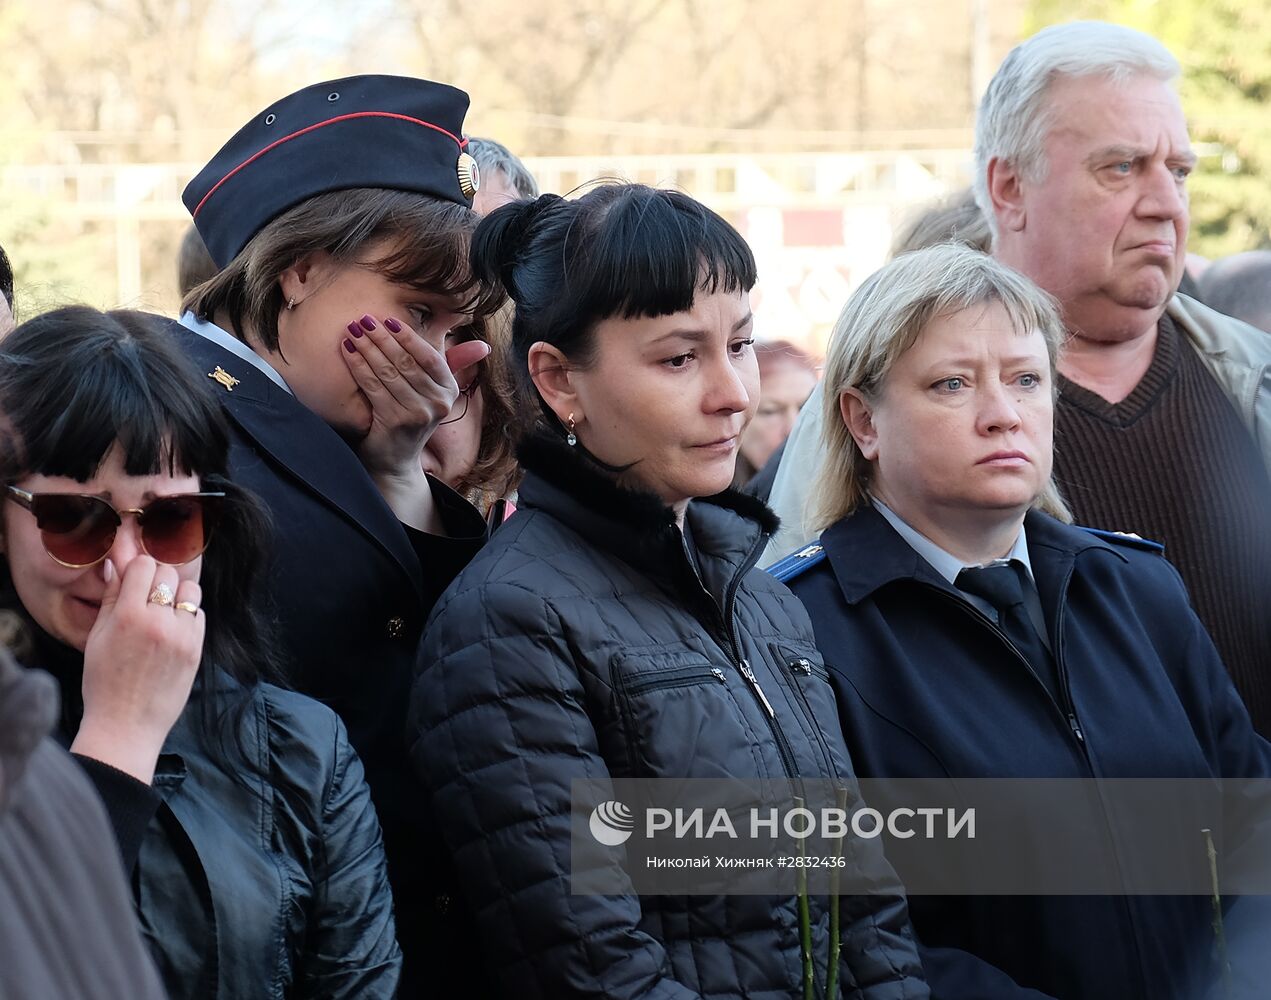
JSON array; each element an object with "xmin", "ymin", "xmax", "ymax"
[
  {"xmin": 449, "ymin": 308, "xmax": 522, "ymax": 506},
  {"xmin": 183, "ymin": 187, "xmax": 500, "ymax": 350},
  {"xmin": 177, "ymin": 224, "xmax": 219, "ymax": 298},
  {"xmin": 0, "ymin": 306, "xmax": 282, "ymax": 693},
  {"xmin": 471, "ymin": 184, "xmax": 757, "ymax": 431}
]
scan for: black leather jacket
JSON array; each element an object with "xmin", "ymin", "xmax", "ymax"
[{"xmin": 34, "ymin": 633, "xmax": 402, "ymax": 1000}]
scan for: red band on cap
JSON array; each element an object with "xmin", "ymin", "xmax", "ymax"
[{"xmin": 193, "ymin": 111, "xmax": 466, "ymax": 218}]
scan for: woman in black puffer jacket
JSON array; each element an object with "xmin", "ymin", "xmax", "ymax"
[{"xmin": 408, "ymin": 184, "xmax": 928, "ymax": 1000}]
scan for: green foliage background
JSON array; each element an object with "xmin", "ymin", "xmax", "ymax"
[{"xmin": 1029, "ymin": 0, "xmax": 1271, "ymax": 258}]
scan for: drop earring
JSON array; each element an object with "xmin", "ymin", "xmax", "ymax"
[
  {"xmin": 286, "ymin": 296, "xmax": 296, "ymax": 310},
  {"xmin": 566, "ymin": 413, "xmax": 578, "ymax": 447}
]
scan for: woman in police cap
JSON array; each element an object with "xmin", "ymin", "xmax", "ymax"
[{"xmin": 177, "ymin": 75, "xmax": 496, "ymax": 994}]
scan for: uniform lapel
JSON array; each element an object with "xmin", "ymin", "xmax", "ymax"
[
  {"xmin": 172, "ymin": 322, "xmax": 424, "ymax": 596},
  {"xmin": 1023, "ymin": 511, "xmax": 1124, "ymax": 651},
  {"xmin": 821, "ymin": 505, "xmax": 951, "ymax": 605}
]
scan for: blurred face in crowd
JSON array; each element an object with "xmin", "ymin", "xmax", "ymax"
[
  {"xmin": 271, "ymin": 238, "xmax": 470, "ymax": 441},
  {"xmin": 2, "ymin": 444, "xmax": 203, "ymax": 652},
  {"xmin": 543, "ymin": 288, "xmax": 759, "ymax": 511},
  {"xmin": 738, "ymin": 360, "xmax": 818, "ymax": 473},
  {"xmin": 993, "ymin": 73, "xmax": 1195, "ymax": 341},
  {"xmin": 421, "ymin": 343, "xmax": 486, "ymax": 488},
  {"xmin": 473, "ymin": 169, "xmax": 522, "ymax": 217},
  {"xmin": 841, "ymin": 300, "xmax": 1053, "ymax": 543}
]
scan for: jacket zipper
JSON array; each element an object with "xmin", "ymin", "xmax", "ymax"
[
  {"xmin": 623, "ymin": 665, "xmax": 727, "ymax": 697},
  {"xmin": 1050, "ymin": 565, "xmax": 1148, "ymax": 999},
  {"xmin": 930, "ymin": 579, "xmax": 1148, "ymax": 997},
  {"xmin": 1045, "ymin": 581, "xmax": 1086, "ymax": 746},
  {"xmin": 790, "ymin": 656, "xmax": 829, "ymax": 681},
  {"xmin": 738, "ymin": 659, "xmax": 775, "ymax": 716},
  {"xmin": 923, "ymin": 583, "xmax": 1087, "ymax": 755},
  {"xmin": 783, "ymin": 653, "xmax": 841, "ymax": 779},
  {"xmin": 684, "ymin": 530, "xmax": 801, "ymax": 780}
]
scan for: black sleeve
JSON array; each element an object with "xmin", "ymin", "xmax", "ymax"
[
  {"xmin": 72, "ymin": 754, "xmax": 162, "ymax": 873},
  {"xmin": 409, "ymin": 583, "xmax": 700, "ymax": 1000},
  {"xmin": 404, "ymin": 476, "xmax": 487, "ymax": 613}
]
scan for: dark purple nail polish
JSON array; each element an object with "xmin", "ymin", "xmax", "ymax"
[
  {"xmin": 384, "ymin": 317, "xmax": 402, "ymax": 333},
  {"xmin": 343, "ymin": 339, "xmax": 357, "ymax": 353},
  {"xmin": 359, "ymin": 314, "xmax": 377, "ymax": 331},
  {"xmin": 347, "ymin": 321, "xmax": 364, "ymax": 339}
]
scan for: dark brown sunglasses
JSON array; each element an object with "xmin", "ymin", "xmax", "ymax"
[{"xmin": 6, "ymin": 487, "xmax": 225, "ymax": 568}]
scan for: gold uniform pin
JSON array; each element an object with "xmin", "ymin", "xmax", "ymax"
[{"xmin": 208, "ymin": 366, "xmax": 240, "ymax": 392}]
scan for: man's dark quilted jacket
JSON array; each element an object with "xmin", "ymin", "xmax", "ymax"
[{"xmin": 408, "ymin": 436, "xmax": 929, "ymax": 999}]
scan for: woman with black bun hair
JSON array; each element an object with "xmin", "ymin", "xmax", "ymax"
[
  {"xmin": 408, "ymin": 185, "xmax": 929, "ymax": 999},
  {"xmin": 0, "ymin": 307, "xmax": 400, "ymax": 998}
]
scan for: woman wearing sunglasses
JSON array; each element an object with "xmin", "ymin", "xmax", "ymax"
[{"xmin": 0, "ymin": 307, "xmax": 401, "ymax": 998}]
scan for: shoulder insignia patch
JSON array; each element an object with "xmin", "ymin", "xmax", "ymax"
[
  {"xmin": 767, "ymin": 541, "xmax": 828, "ymax": 583},
  {"xmin": 1077, "ymin": 526, "xmax": 1165, "ymax": 554}
]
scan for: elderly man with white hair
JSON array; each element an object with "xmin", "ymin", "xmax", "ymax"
[{"xmin": 768, "ymin": 20, "xmax": 1271, "ymax": 737}]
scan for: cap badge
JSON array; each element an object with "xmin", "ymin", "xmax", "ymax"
[
  {"xmin": 208, "ymin": 366, "xmax": 240, "ymax": 392},
  {"xmin": 457, "ymin": 152, "xmax": 481, "ymax": 199}
]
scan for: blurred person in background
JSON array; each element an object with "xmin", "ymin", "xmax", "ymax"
[
  {"xmin": 1198, "ymin": 250, "xmax": 1271, "ymax": 333},
  {"xmin": 176, "ymin": 75, "xmax": 497, "ymax": 994},
  {"xmin": 467, "ymin": 135, "xmax": 540, "ymax": 215},
  {"xmin": 746, "ymin": 188, "xmax": 990, "ymax": 503},
  {"xmin": 432, "ymin": 135, "xmax": 538, "ymax": 520},
  {"xmin": 176, "ymin": 224, "xmax": 219, "ymax": 298},
  {"xmin": 734, "ymin": 339, "xmax": 820, "ymax": 489},
  {"xmin": 421, "ymin": 320, "xmax": 522, "ymax": 521},
  {"xmin": 767, "ymin": 22, "xmax": 1271, "ymax": 737},
  {"xmin": 0, "ymin": 646, "xmax": 167, "ymax": 1000},
  {"xmin": 409, "ymin": 184, "xmax": 928, "ymax": 1000},
  {"xmin": 0, "ymin": 307, "xmax": 400, "ymax": 998},
  {"xmin": 890, "ymin": 186, "xmax": 992, "ymax": 257}
]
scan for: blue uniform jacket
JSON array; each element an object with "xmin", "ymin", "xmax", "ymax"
[
  {"xmin": 170, "ymin": 320, "xmax": 487, "ymax": 996},
  {"xmin": 780, "ymin": 505, "xmax": 1271, "ymax": 1000}
]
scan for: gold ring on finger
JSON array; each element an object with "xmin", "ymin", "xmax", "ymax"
[
  {"xmin": 148, "ymin": 583, "xmax": 175, "ymax": 607},
  {"xmin": 175, "ymin": 601, "xmax": 200, "ymax": 615}
]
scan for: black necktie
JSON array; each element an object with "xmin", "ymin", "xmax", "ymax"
[{"xmin": 955, "ymin": 562, "xmax": 1059, "ymax": 702}]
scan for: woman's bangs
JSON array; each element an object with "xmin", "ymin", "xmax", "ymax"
[
  {"xmin": 578, "ymin": 195, "xmax": 757, "ymax": 323},
  {"xmin": 369, "ymin": 230, "xmax": 503, "ymax": 318}
]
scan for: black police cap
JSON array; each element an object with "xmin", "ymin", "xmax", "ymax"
[{"xmin": 183, "ymin": 75, "xmax": 480, "ymax": 268}]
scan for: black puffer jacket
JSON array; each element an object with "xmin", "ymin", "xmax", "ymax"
[{"xmin": 408, "ymin": 436, "xmax": 928, "ymax": 1000}]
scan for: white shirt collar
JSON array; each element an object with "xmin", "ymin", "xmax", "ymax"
[{"xmin": 178, "ymin": 311, "xmax": 292, "ymax": 394}]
